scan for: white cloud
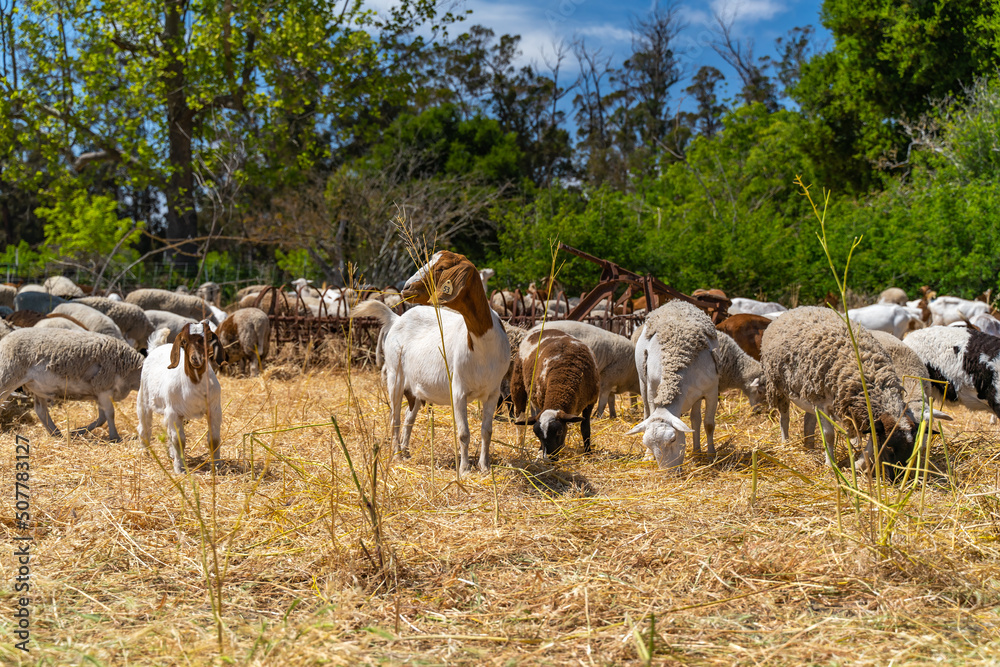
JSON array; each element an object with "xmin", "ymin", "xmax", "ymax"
[{"xmin": 709, "ymin": 0, "xmax": 787, "ymax": 24}]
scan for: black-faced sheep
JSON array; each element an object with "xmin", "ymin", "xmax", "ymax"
[{"xmin": 511, "ymin": 329, "xmax": 599, "ymax": 459}]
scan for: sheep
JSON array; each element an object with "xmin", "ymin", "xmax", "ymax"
[
  {"xmin": 0, "ymin": 318, "xmax": 15, "ymax": 339},
  {"xmin": 235, "ymin": 284, "xmax": 270, "ymax": 301},
  {"xmin": 352, "ymin": 251, "xmax": 510, "ymax": 475},
  {"xmin": 676, "ymin": 331, "xmax": 765, "ymax": 457},
  {"xmin": 928, "ymin": 296, "xmax": 990, "ymax": 326},
  {"xmin": 729, "ymin": 297, "xmax": 786, "ymax": 317},
  {"xmin": 137, "ymin": 323, "xmax": 224, "ymax": 474},
  {"xmin": 630, "ymin": 300, "xmax": 719, "ymax": 469},
  {"xmin": 0, "ymin": 285, "xmax": 15, "ymax": 309},
  {"xmin": 511, "ymin": 329, "xmax": 599, "ymax": 459},
  {"xmin": 969, "ymin": 312, "xmax": 1000, "ymax": 337},
  {"xmin": 33, "ymin": 313, "xmax": 89, "ymax": 332},
  {"xmin": 761, "ymin": 306, "xmax": 919, "ymax": 476},
  {"xmin": 14, "ymin": 291, "xmax": 66, "ymax": 314},
  {"xmin": 479, "ymin": 268, "xmax": 495, "ymax": 294},
  {"xmin": 43, "ymin": 275, "xmax": 84, "ymax": 298},
  {"xmin": 527, "ymin": 320, "xmax": 639, "ymax": 418},
  {"xmin": 74, "ymin": 297, "xmax": 155, "ymax": 349},
  {"xmin": 715, "ymin": 313, "xmax": 772, "ymax": 361},
  {"xmin": 216, "ymin": 308, "xmax": 271, "ymax": 376},
  {"xmin": 240, "ymin": 289, "xmax": 303, "ymax": 316},
  {"xmin": 497, "ymin": 321, "xmax": 527, "ymax": 415},
  {"xmin": 144, "ymin": 310, "xmax": 198, "ymax": 343},
  {"xmin": 195, "ymin": 281, "xmax": 222, "ymax": 307},
  {"xmin": 17, "ymin": 284, "xmax": 45, "ymax": 294},
  {"xmin": 0, "ymin": 328, "xmax": 143, "ymax": 440},
  {"xmin": 877, "ymin": 287, "xmax": 909, "ymax": 306},
  {"xmin": 126, "ymin": 288, "xmax": 218, "ymax": 323},
  {"xmin": 846, "ymin": 303, "xmax": 924, "ymax": 339},
  {"xmin": 52, "ymin": 303, "xmax": 125, "ymax": 340},
  {"xmin": 903, "ymin": 326, "xmax": 1000, "ymax": 419},
  {"xmin": 7, "ymin": 310, "xmax": 46, "ymax": 327}
]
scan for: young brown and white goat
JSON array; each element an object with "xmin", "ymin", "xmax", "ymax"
[
  {"xmin": 137, "ymin": 322, "xmax": 225, "ymax": 474},
  {"xmin": 511, "ymin": 329, "xmax": 600, "ymax": 459}
]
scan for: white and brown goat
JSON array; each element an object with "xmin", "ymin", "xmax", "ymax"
[
  {"xmin": 137, "ymin": 322, "xmax": 225, "ymax": 474},
  {"xmin": 511, "ymin": 329, "xmax": 600, "ymax": 460}
]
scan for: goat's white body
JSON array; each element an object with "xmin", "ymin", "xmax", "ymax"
[
  {"xmin": 929, "ymin": 296, "xmax": 989, "ymax": 326},
  {"xmin": 847, "ymin": 303, "xmax": 924, "ymax": 339},
  {"xmin": 379, "ymin": 305, "xmax": 510, "ymax": 473},
  {"xmin": 729, "ymin": 298, "xmax": 787, "ymax": 317},
  {"xmin": 136, "ymin": 337, "xmax": 222, "ymax": 474}
]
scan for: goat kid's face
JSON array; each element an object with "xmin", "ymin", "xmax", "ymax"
[
  {"xmin": 402, "ymin": 251, "xmax": 476, "ymax": 307},
  {"xmin": 168, "ymin": 322, "xmax": 225, "ymax": 383}
]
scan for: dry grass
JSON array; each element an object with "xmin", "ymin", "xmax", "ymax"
[{"xmin": 1, "ymin": 361, "xmax": 1000, "ymax": 665}]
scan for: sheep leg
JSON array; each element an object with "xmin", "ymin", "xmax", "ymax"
[
  {"xmin": 690, "ymin": 398, "xmax": 703, "ymax": 453},
  {"xmin": 96, "ymin": 394, "xmax": 121, "ymax": 441},
  {"xmin": 704, "ymin": 391, "xmax": 718, "ymax": 455},
  {"xmin": 453, "ymin": 395, "xmax": 473, "ymax": 475},
  {"xmin": 398, "ymin": 395, "xmax": 423, "ymax": 459},
  {"xmin": 33, "ymin": 397, "xmax": 61, "ymax": 437},
  {"xmin": 802, "ymin": 411, "xmax": 817, "ymax": 449},
  {"xmin": 778, "ymin": 405, "xmax": 790, "ymax": 443},
  {"xmin": 819, "ymin": 416, "xmax": 837, "ymax": 467},
  {"xmin": 594, "ymin": 393, "xmax": 608, "ymax": 419},
  {"xmin": 608, "ymin": 394, "xmax": 617, "ymax": 419},
  {"xmin": 166, "ymin": 413, "xmax": 186, "ymax": 474},
  {"xmin": 478, "ymin": 392, "xmax": 500, "ymax": 472},
  {"xmin": 581, "ymin": 405, "xmax": 593, "ymax": 454}
]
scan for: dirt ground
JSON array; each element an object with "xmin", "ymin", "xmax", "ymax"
[{"xmin": 0, "ymin": 363, "xmax": 998, "ymax": 665}]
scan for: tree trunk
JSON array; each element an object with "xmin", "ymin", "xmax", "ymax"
[{"xmin": 163, "ymin": 0, "xmax": 198, "ymax": 265}]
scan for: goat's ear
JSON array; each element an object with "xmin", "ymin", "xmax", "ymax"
[
  {"xmin": 436, "ymin": 262, "xmax": 473, "ymax": 304},
  {"xmin": 168, "ymin": 327, "xmax": 189, "ymax": 369}
]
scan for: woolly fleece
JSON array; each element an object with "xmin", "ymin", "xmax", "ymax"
[
  {"xmin": 76, "ymin": 297, "xmax": 155, "ymax": 347},
  {"xmin": 641, "ymin": 300, "xmax": 718, "ymax": 407}
]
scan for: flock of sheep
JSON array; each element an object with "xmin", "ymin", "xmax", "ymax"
[{"xmin": 1, "ymin": 260, "xmax": 998, "ymax": 480}]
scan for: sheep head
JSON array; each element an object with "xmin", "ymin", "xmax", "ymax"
[
  {"xmin": 865, "ymin": 412, "xmax": 918, "ymax": 479},
  {"xmin": 627, "ymin": 409, "xmax": 692, "ymax": 470},
  {"xmin": 515, "ymin": 409, "xmax": 584, "ymax": 459},
  {"xmin": 401, "ymin": 251, "xmax": 477, "ymax": 307},
  {"xmin": 169, "ymin": 321, "xmax": 224, "ymax": 383}
]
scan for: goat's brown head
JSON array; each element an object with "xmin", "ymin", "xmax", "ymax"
[
  {"xmin": 168, "ymin": 321, "xmax": 225, "ymax": 383},
  {"xmin": 401, "ymin": 251, "xmax": 477, "ymax": 307}
]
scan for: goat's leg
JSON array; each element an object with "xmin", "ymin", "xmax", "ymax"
[
  {"xmin": 704, "ymin": 391, "xmax": 718, "ymax": 456},
  {"xmin": 453, "ymin": 394, "xmax": 472, "ymax": 476},
  {"xmin": 33, "ymin": 397, "xmax": 61, "ymax": 437},
  {"xmin": 136, "ymin": 387, "xmax": 152, "ymax": 452},
  {"xmin": 479, "ymin": 391, "xmax": 500, "ymax": 472},
  {"xmin": 398, "ymin": 395, "xmax": 423, "ymax": 458},
  {"xmin": 387, "ymin": 377, "xmax": 405, "ymax": 457},
  {"xmin": 690, "ymin": 398, "xmax": 703, "ymax": 453},
  {"xmin": 208, "ymin": 399, "xmax": 223, "ymax": 471},
  {"xmin": 165, "ymin": 412, "xmax": 186, "ymax": 474},
  {"xmin": 581, "ymin": 405, "xmax": 593, "ymax": 454}
]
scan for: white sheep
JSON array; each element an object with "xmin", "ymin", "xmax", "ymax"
[
  {"xmin": 630, "ymin": 301, "xmax": 719, "ymax": 469},
  {"xmin": 43, "ymin": 275, "xmax": 84, "ymax": 298},
  {"xmin": 688, "ymin": 332, "xmax": 765, "ymax": 448},
  {"xmin": 729, "ymin": 297, "xmax": 787, "ymax": 317},
  {"xmin": 928, "ymin": 296, "xmax": 989, "ymax": 326},
  {"xmin": 144, "ymin": 310, "xmax": 198, "ymax": 343},
  {"xmin": 126, "ymin": 288, "xmax": 218, "ymax": 323},
  {"xmin": 0, "ymin": 328, "xmax": 143, "ymax": 440},
  {"xmin": 528, "ymin": 320, "xmax": 639, "ymax": 418},
  {"xmin": 352, "ymin": 251, "xmax": 510, "ymax": 475},
  {"xmin": 137, "ymin": 323, "xmax": 224, "ymax": 474},
  {"xmin": 52, "ymin": 303, "xmax": 125, "ymax": 340},
  {"xmin": 75, "ymin": 297, "xmax": 155, "ymax": 349},
  {"xmin": 761, "ymin": 306, "xmax": 920, "ymax": 476}
]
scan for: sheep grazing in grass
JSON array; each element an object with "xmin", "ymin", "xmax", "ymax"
[
  {"xmin": 144, "ymin": 310, "xmax": 198, "ymax": 343},
  {"xmin": 903, "ymin": 326, "xmax": 1000, "ymax": 419},
  {"xmin": 761, "ymin": 306, "xmax": 920, "ymax": 477},
  {"xmin": 52, "ymin": 303, "xmax": 125, "ymax": 340},
  {"xmin": 216, "ymin": 308, "xmax": 271, "ymax": 376},
  {"xmin": 14, "ymin": 291, "xmax": 66, "ymax": 314},
  {"xmin": 126, "ymin": 288, "xmax": 218, "ymax": 323},
  {"xmin": 715, "ymin": 313, "xmax": 772, "ymax": 361},
  {"xmin": 43, "ymin": 275, "xmax": 84, "ymax": 298},
  {"xmin": 352, "ymin": 251, "xmax": 510, "ymax": 475},
  {"xmin": 0, "ymin": 328, "xmax": 143, "ymax": 440},
  {"xmin": 75, "ymin": 297, "xmax": 155, "ymax": 349},
  {"xmin": 877, "ymin": 287, "xmax": 908, "ymax": 306},
  {"xmin": 630, "ymin": 300, "xmax": 719, "ymax": 469},
  {"xmin": 511, "ymin": 329, "xmax": 599, "ymax": 459},
  {"xmin": 137, "ymin": 323, "xmax": 225, "ymax": 474},
  {"xmin": 528, "ymin": 320, "xmax": 639, "ymax": 418}
]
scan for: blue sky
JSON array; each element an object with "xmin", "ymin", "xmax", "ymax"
[{"xmin": 376, "ymin": 0, "xmax": 831, "ymax": 108}]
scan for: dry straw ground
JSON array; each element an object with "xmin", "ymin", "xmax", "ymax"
[{"xmin": 1, "ymin": 343, "xmax": 999, "ymax": 665}]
